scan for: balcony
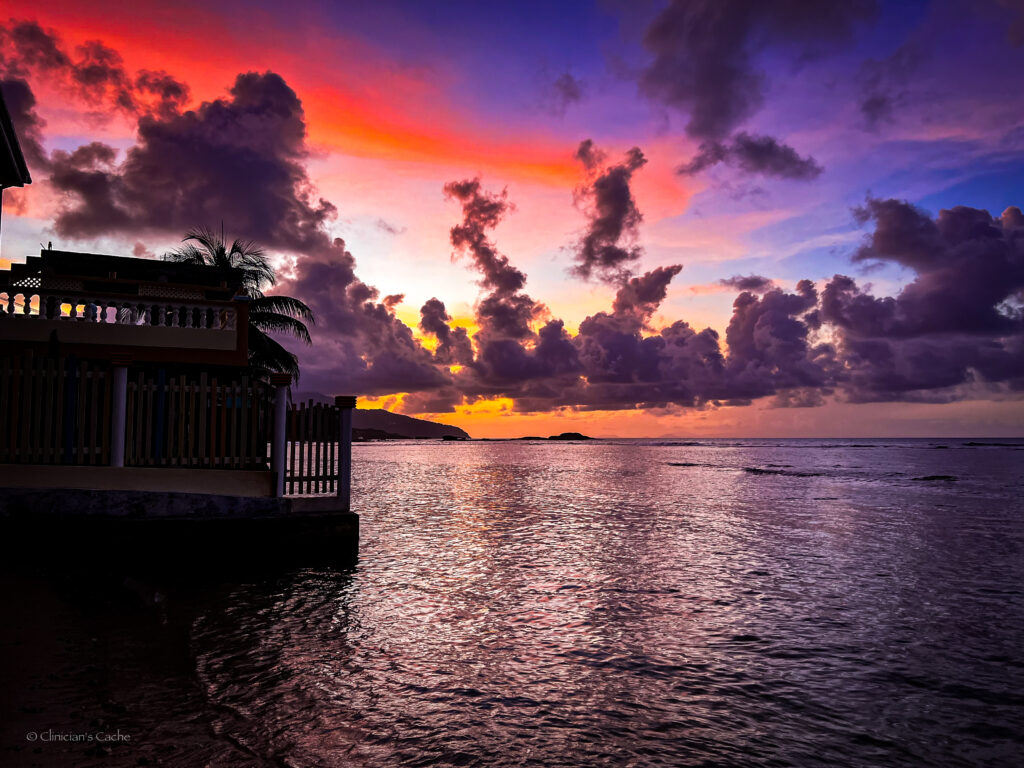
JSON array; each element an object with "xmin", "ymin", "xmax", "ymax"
[{"xmin": 0, "ymin": 289, "xmax": 248, "ymax": 365}]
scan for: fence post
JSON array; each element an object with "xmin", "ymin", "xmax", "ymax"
[
  {"xmin": 271, "ymin": 373, "xmax": 292, "ymax": 497},
  {"xmin": 334, "ymin": 396, "xmax": 356, "ymax": 511},
  {"xmin": 109, "ymin": 353, "xmax": 131, "ymax": 467}
]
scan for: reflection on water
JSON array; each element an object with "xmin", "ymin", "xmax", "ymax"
[{"xmin": 6, "ymin": 439, "xmax": 1024, "ymax": 766}]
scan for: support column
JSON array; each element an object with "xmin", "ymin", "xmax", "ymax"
[
  {"xmin": 271, "ymin": 373, "xmax": 292, "ymax": 497},
  {"xmin": 109, "ymin": 353, "xmax": 130, "ymax": 467},
  {"xmin": 335, "ymin": 396, "xmax": 357, "ymax": 511}
]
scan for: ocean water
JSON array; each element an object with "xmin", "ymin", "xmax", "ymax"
[{"xmin": 5, "ymin": 438, "xmax": 1024, "ymax": 766}]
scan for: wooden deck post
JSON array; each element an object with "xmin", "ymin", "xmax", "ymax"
[
  {"xmin": 335, "ymin": 396, "xmax": 357, "ymax": 511},
  {"xmin": 109, "ymin": 353, "xmax": 131, "ymax": 467},
  {"xmin": 271, "ymin": 373, "xmax": 292, "ymax": 497}
]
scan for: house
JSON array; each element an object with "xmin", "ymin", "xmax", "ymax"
[
  {"xmin": 0, "ymin": 85, "xmax": 357, "ymax": 566},
  {"xmin": 0, "ymin": 249, "xmax": 359, "ymax": 564}
]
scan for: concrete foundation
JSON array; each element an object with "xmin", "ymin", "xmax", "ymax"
[
  {"xmin": 0, "ymin": 466, "xmax": 276, "ymax": 497},
  {"xmin": 0, "ymin": 487, "xmax": 358, "ymax": 569}
]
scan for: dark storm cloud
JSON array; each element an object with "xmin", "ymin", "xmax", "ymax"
[
  {"xmin": 820, "ymin": 199, "xmax": 1024, "ymax": 400},
  {"xmin": 133, "ymin": 69, "xmax": 191, "ymax": 118},
  {"xmin": 70, "ymin": 40, "xmax": 134, "ymax": 111},
  {"xmin": 0, "ymin": 20, "xmax": 70, "ymax": 74},
  {"xmin": 679, "ymin": 133, "xmax": 822, "ymax": 180},
  {"xmin": 612, "ymin": 265, "xmax": 683, "ymax": 322},
  {"xmin": 719, "ymin": 274, "xmax": 775, "ymax": 292},
  {"xmin": 437, "ymin": 174, "xmax": 844, "ymax": 413},
  {"xmin": 722, "ymin": 279, "xmax": 833, "ymax": 399},
  {"xmin": 48, "ymin": 71, "xmax": 338, "ymax": 252},
  {"xmin": 282, "ymin": 238, "xmax": 452, "ymax": 395},
  {"xmin": 572, "ymin": 139, "xmax": 648, "ymax": 282}
]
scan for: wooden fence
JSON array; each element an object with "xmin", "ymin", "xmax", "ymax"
[
  {"xmin": 284, "ymin": 400, "xmax": 342, "ymax": 495},
  {"xmin": 125, "ymin": 373, "xmax": 272, "ymax": 468},
  {"xmin": 0, "ymin": 353, "xmax": 349, "ymax": 494},
  {"xmin": 0, "ymin": 352, "xmax": 112, "ymax": 465}
]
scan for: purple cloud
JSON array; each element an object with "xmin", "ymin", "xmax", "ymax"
[{"xmin": 572, "ymin": 139, "xmax": 648, "ymax": 282}]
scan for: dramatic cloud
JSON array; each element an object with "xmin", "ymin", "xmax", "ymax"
[
  {"xmin": 419, "ymin": 297, "xmax": 474, "ymax": 365},
  {"xmin": 0, "ymin": 24, "xmax": 449, "ymax": 396},
  {"xmin": 47, "ymin": 71, "xmax": 338, "ymax": 251},
  {"xmin": 640, "ymin": 0, "xmax": 876, "ymax": 140},
  {"xmin": 718, "ymin": 274, "xmax": 775, "ymax": 293},
  {"xmin": 572, "ymin": 139, "xmax": 648, "ymax": 281},
  {"xmin": 820, "ymin": 199, "xmax": 1024, "ymax": 400},
  {"xmin": 640, "ymin": 1, "xmax": 873, "ymax": 178},
  {"xmin": 4, "ymin": 14, "xmax": 1020, "ymax": 417},
  {"xmin": 679, "ymin": 133, "xmax": 822, "ymax": 180},
  {"xmin": 281, "ymin": 237, "xmax": 451, "ymax": 395},
  {"xmin": 444, "ymin": 178, "xmax": 544, "ymax": 339},
  {"xmin": 613, "ymin": 265, "xmax": 683, "ymax": 322},
  {"xmin": 0, "ymin": 20, "xmax": 189, "ymax": 119}
]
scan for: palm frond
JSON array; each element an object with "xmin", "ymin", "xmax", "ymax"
[
  {"xmin": 163, "ymin": 243, "xmax": 209, "ymax": 266},
  {"xmin": 173, "ymin": 226, "xmax": 314, "ymax": 378},
  {"xmin": 248, "ymin": 327, "xmax": 301, "ymax": 380},
  {"xmin": 250, "ymin": 312, "xmax": 313, "ymax": 344},
  {"xmin": 182, "ymin": 226, "xmax": 226, "ymax": 265},
  {"xmin": 250, "ymin": 295, "xmax": 315, "ymax": 323}
]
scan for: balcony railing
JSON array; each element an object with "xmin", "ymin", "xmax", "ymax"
[{"xmin": 0, "ymin": 290, "xmax": 238, "ymax": 330}]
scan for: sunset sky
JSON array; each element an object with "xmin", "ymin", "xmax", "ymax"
[{"xmin": 3, "ymin": 0, "xmax": 1024, "ymax": 437}]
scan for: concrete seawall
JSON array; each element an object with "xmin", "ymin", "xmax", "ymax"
[{"xmin": 0, "ymin": 488, "xmax": 358, "ymax": 569}]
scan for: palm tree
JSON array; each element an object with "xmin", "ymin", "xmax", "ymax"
[{"xmin": 164, "ymin": 227, "xmax": 314, "ymax": 380}]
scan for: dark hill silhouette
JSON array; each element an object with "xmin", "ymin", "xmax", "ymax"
[{"xmin": 294, "ymin": 392, "xmax": 470, "ymax": 439}]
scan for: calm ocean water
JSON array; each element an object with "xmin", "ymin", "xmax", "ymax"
[{"xmin": 5, "ymin": 438, "xmax": 1024, "ymax": 766}]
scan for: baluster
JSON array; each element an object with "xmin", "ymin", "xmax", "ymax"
[
  {"xmin": 69, "ymin": 299, "xmax": 78, "ymax": 320},
  {"xmin": 46, "ymin": 295, "xmax": 58, "ymax": 319}
]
